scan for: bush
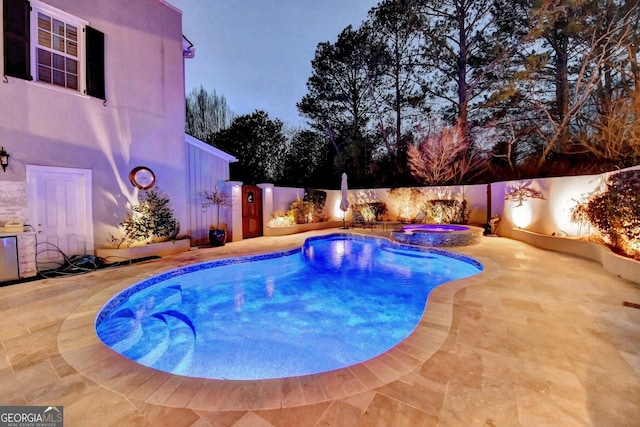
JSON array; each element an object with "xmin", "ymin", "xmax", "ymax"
[
  {"xmin": 421, "ymin": 199, "xmax": 470, "ymax": 224},
  {"xmin": 289, "ymin": 200, "xmax": 315, "ymax": 224},
  {"xmin": 387, "ymin": 187, "xmax": 422, "ymax": 221},
  {"xmin": 267, "ymin": 211, "xmax": 295, "ymax": 227},
  {"xmin": 279, "ymin": 189, "xmax": 329, "ymax": 225},
  {"xmin": 577, "ymin": 170, "xmax": 640, "ymax": 259},
  {"xmin": 352, "ymin": 202, "xmax": 387, "ymax": 221},
  {"xmin": 303, "ymin": 188, "xmax": 327, "ymax": 218},
  {"xmin": 110, "ymin": 188, "xmax": 178, "ymax": 248}
]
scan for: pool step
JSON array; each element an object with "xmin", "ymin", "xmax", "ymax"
[
  {"xmin": 98, "ymin": 284, "xmax": 196, "ymax": 370},
  {"xmin": 379, "ymin": 245, "xmax": 436, "ymax": 259},
  {"xmin": 146, "ymin": 311, "xmax": 196, "ymax": 372},
  {"xmin": 128, "ymin": 310, "xmax": 196, "ymax": 370}
]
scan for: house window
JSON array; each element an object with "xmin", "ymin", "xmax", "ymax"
[
  {"xmin": 2, "ymin": 0, "xmax": 105, "ymax": 99},
  {"xmin": 35, "ymin": 10, "xmax": 80, "ymax": 90}
]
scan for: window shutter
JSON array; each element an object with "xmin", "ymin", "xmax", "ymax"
[
  {"xmin": 85, "ymin": 26, "xmax": 105, "ymax": 100},
  {"xmin": 3, "ymin": 0, "xmax": 31, "ymax": 80}
]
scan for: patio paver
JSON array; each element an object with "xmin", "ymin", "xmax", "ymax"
[{"xmin": 1, "ymin": 229, "xmax": 638, "ymax": 426}]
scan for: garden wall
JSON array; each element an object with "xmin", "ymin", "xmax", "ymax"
[
  {"xmin": 496, "ymin": 164, "xmax": 640, "ymax": 239},
  {"xmin": 268, "ymin": 183, "xmax": 491, "ymax": 226},
  {"xmin": 262, "ymin": 166, "xmax": 640, "ymax": 284},
  {"xmin": 266, "ymin": 164, "xmax": 639, "ymax": 240}
]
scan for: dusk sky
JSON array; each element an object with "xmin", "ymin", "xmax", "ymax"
[{"xmin": 167, "ymin": 1, "xmax": 379, "ymax": 128}]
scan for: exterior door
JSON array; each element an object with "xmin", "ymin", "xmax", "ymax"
[
  {"xmin": 242, "ymin": 185, "xmax": 262, "ymax": 239},
  {"xmin": 27, "ymin": 166, "xmax": 93, "ymax": 267}
]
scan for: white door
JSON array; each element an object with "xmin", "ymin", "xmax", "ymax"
[{"xmin": 27, "ymin": 166, "xmax": 94, "ymax": 268}]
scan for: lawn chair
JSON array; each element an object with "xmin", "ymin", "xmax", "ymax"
[
  {"xmin": 410, "ymin": 211, "xmax": 426, "ymax": 224},
  {"xmin": 351, "ymin": 210, "xmax": 374, "ymax": 228}
]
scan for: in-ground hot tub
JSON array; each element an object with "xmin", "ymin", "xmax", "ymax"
[{"xmin": 391, "ymin": 224, "xmax": 484, "ymax": 247}]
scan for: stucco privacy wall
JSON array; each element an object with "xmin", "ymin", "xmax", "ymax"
[
  {"xmin": 497, "ymin": 164, "xmax": 640, "ymax": 238},
  {"xmin": 268, "ymin": 184, "xmax": 492, "ymax": 224},
  {"xmin": 265, "ymin": 169, "xmax": 640, "ymax": 283},
  {"xmin": 267, "ymin": 166, "xmax": 638, "ymax": 239},
  {"xmin": 0, "ymin": 0, "xmax": 186, "ymax": 249},
  {"xmin": 271, "ymin": 187, "xmax": 306, "ymax": 214}
]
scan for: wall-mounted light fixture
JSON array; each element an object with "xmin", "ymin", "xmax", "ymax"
[{"xmin": 0, "ymin": 146, "xmax": 9, "ymax": 172}]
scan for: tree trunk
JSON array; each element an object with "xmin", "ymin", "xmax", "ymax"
[
  {"xmin": 554, "ymin": 22, "xmax": 571, "ymax": 150},
  {"xmin": 457, "ymin": 1, "xmax": 468, "ymax": 140}
]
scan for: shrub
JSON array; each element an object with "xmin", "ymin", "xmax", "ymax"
[
  {"xmin": 303, "ymin": 189, "xmax": 327, "ymax": 219},
  {"xmin": 289, "ymin": 200, "xmax": 314, "ymax": 224},
  {"xmin": 352, "ymin": 202, "xmax": 387, "ymax": 221},
  {"xmin": 387, "ymin": 187, "xmax": 422, "ymax": 221},
  {"xmin": 421, "ymin": 199, "xmax": 470, "ymax": 224},
  {"xmin": 576, "ymin": 170, "xmax": 640, "ymax": 259},
  {"xmin": 267, "ymin": 211, "xmax": 295, "ymax": 227},
  {"xmin": 110, "ymin": 188, "xmax": 178, "ymax": 248},
  {"xmin": 277, "ymin": 189, "xmax": 329, "ymax": 225}
]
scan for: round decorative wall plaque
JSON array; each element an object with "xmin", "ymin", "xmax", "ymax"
[{"xmin": 129, "ymin": 166, "xmax": 156, "ymax": 190}]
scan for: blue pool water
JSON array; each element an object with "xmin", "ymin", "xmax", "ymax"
[{"xmin": 95, "ymin": 234, "xmax": 481, "ymax": 380}]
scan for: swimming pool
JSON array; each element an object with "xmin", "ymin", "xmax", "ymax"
[{"xmin": 95, "ymin": 234, "xmax": 481, "ymax": 380}]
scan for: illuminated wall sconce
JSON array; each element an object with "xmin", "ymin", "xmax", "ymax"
[{"xmin": 0, "ymin": 146, "xmax": 9, "ymax": 172}]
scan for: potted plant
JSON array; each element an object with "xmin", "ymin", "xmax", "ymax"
[{"xmin": 200, "ymin": 185, "xmax": 232, "ymax": 246}]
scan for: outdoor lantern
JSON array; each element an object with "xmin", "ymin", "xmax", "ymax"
[{"xmin": 0, "ymin": 146, "xmax": 9, "ymax": 172}]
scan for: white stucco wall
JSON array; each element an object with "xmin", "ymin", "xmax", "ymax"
[
  {"xmin": 268, "ymin": 184, "xmax": 492, "ymax": 225},
  {"xmin": 0, "ymin": 0, "xmax": 186, "ymax": 249},
  {"xmin": 264, "ymin": 166, "xmax": 639, "ymax": 239},
  {"xmin": 185, "ymin": 135, "xmax": 238, "ymax": 245},
  {"xmin": 498, "ymin": 174, "xmax": 607, "ymax": 237},
  {"xmin": 272, "ymin": 187, "xmax": 307, "ymax": 215},
  {"xmin": 497, "ymin": 165, "xmax": 640, "ymax": 238}
]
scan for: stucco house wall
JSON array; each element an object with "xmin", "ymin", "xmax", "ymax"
[
  {"xmin": 185, "ymin": 134, "xmax": 238, "ymax": 245},
  {"xmin": 0, "ymin": 0, "xmax": 187, "ymax": 252}
]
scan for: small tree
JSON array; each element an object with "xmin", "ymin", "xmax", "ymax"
[
  {"xmin": 579, "ymin": 170, "xmax": 640, "ymax": 259},
  {"xmin": 212, "ymin": 111, "xmax": 287, "ymax": 184},
  {"xmin": 185, "ymin": 86, "xmax": 234, "ymax": 142},
  {"xmin": 387, "ymin": 187, "xmax": 422, "ymax": 221},
  {"xmin": 407, "ymin": 121, "xmax": 488, "ymax": 185},
  {"xmin": 111, "ymin": 189, "xmax": 178, "ymax": 248},
  {"xmin": 200, "ymin": 185, "xmax": 232, "ymax": 230}
]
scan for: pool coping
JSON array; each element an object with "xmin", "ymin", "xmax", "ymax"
[{"xmin": 57, "ymin": 234, "xmax": 500, "ymax": 411}]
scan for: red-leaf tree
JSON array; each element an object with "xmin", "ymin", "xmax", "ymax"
[{"xmin": 407, "ymin": 121, "xmax": 489, "ymax": 185}]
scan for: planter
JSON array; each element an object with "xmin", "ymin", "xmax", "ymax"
[
  {"xmin": 509, "ymin": 228, "xmax": 640, "ymax": 285},
  {"xmin": 209, "ymin": 229, "xmax": 227, "ymax": 246},
  {"xmin": 96, "ymin": 238, "xmax": 191, "ymax": 260}
]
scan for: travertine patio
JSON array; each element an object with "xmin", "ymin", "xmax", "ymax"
[{"xmin": 1, "ymin": 229, "xmax": 638, "ymax": 426}]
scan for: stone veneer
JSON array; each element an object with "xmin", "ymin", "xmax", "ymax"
[{"xmin": 0, "ymin": 181, "xmax": 37, "ymax": 278}]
